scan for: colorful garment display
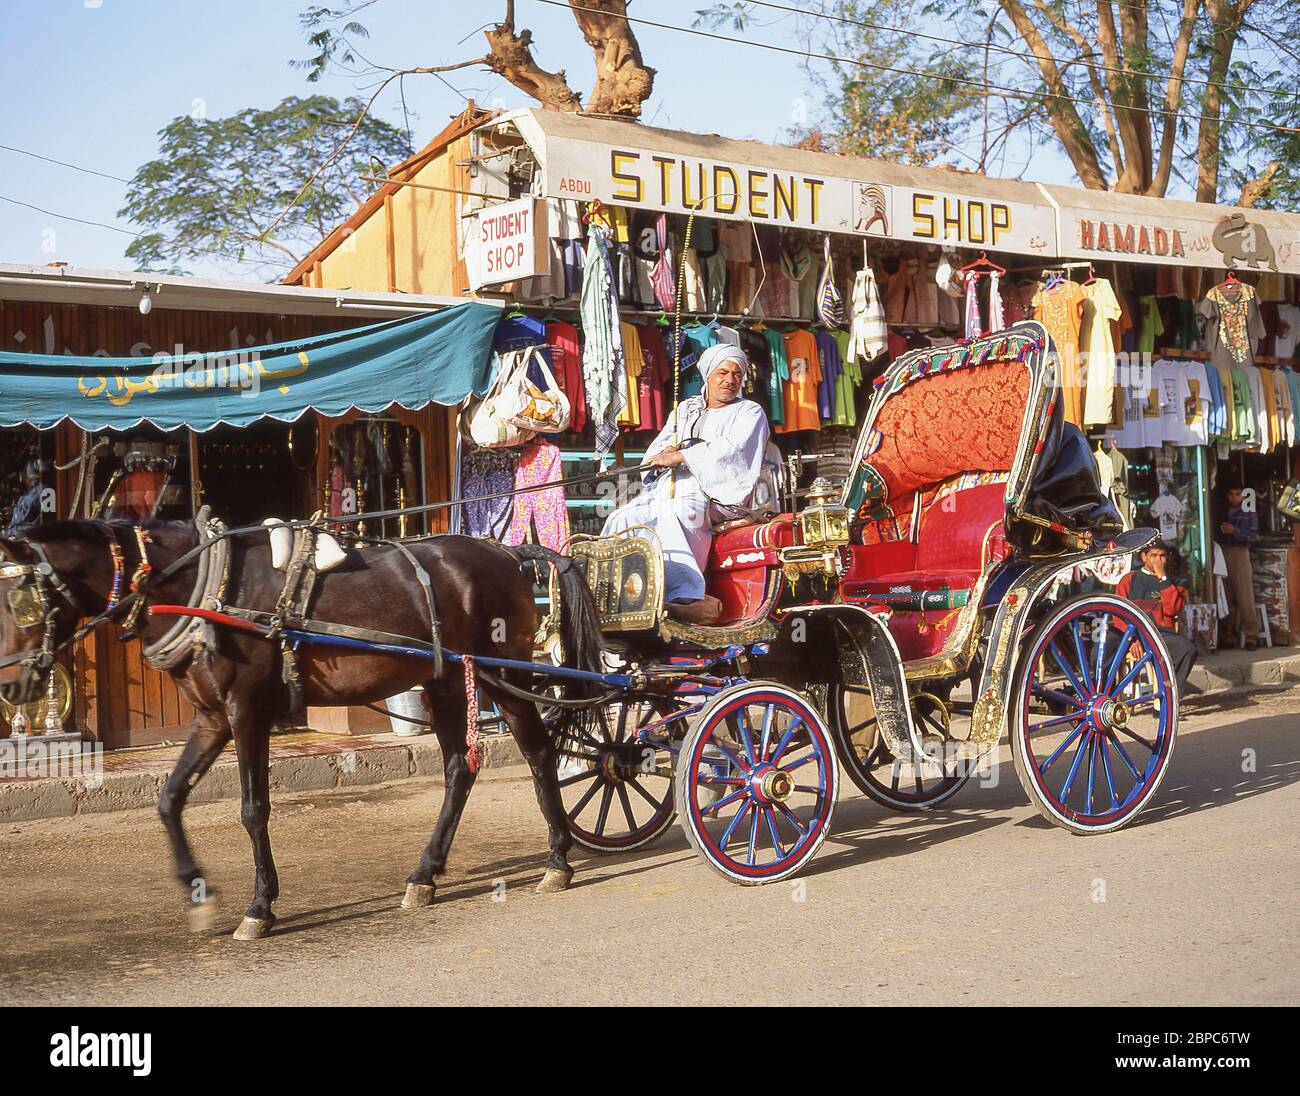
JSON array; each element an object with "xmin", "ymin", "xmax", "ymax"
[
  {"xmin": 1032, "ymin": 279, "xmax": 1086, "ymax": 427},
  {"xmin": 504, "ymin": 439, "xmax": 569, "ymax": 551},
  {"xmin": 1199, "ymin": 282, "xmax": 1266, "ymax": 370},
  {"xmin": 578, "ymin": 222, "xmax": 627, "ymax": 454},
  {"xmin": 778, "ymin": 328, "xmax": 823, "ymax": 433},
  {"xmin": 461, "ymin": 448, "xmax": 517, "ymax": 540}
]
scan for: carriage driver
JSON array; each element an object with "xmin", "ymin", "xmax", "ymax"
[{"xmin": 602, "ymin": 343, "xmax": 771, "ymax": 627}]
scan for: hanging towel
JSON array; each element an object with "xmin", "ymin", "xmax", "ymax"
[{"xmin": 579, "ymin": 222, "xmax": 628, "ymax": 454}]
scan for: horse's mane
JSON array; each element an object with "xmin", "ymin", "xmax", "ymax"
[{"xmin": 19, "ymin": 517, "xmax": 195, "ymax": 545}]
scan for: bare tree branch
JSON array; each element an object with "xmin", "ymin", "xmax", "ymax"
[
  {"xmin": 484, "ymin": 0, "xmax": 585, "ymax": 111},
  {"xmin": 567, "ymin": 0, "xmax": 655, "ymax": 118},
  {"xmin": 1152, "ymin": 0, "xmax": 1201, "ymax": 196},
  {"xmin": 1238, "ymin": 159, "xmax": 1280, "ymax": 207}
]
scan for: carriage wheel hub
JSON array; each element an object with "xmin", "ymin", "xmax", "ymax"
[
  {"xmin": 1096, "ymin": 700, "xmax": 1129, "ymax": 731},
  {"xmin": 753, "ymin": 766, "xmax": 794, "ymax": 804}
]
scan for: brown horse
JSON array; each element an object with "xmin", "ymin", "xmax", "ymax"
[{"xmin": 0, "ymin": 519, "xmax": 604, "ymax": 940}]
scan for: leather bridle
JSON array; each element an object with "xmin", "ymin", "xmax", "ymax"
[{"xmin": 0, "ymin": 542, "xmax": 84, "ymax": 690}]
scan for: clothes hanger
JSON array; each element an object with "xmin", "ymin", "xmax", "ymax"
[
  {"xmin": 959, "ymin": 251, "xmax": 1007, "ymax": 275},
  {"xmin": 1083, "ymin": 263, "xmax": 1098, "ymax": 286},
  {"xmin": 654, "ymin": 309, "xmax": 670, "ymax": 327},
  {"xmin": 506, "ymin": 303, "xmax": 526, "ymax": 318}
]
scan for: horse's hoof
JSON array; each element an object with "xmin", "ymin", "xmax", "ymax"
[
  {"xmin": 188, "ymin": 898, "xmax": 220, "ymax": 934},
  {"xmin": 401, "ymin": 883, "xmax": 436, "ymax": 909},
  {"xmin": 232, "ymin": 916, "xmax": 274, "ymax": 941},
  {"xmin": 536, "ymin": 866, "xmax": 574, "ymax": 894}
]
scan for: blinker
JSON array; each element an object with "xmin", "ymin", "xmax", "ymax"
[{"xmin": 7, "ymin": 585, "xmax": 46, "ymax": 630}]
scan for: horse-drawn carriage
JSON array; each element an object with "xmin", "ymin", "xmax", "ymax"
[
  {"xmin": 547, "ymin": 320, "xmax": 1178, "ymax": 883},
  {"xmin": 0, "ymin": 321, "xmax": 1178, "ymax": 936}
]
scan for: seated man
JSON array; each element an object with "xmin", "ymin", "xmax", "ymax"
[
  {"xmin": 602, "ymin": 344, "xmax": 770, "ymax": 626},
  {"xmin": 1116, "ymin": 542, "xmax": 1197, "ymax": 696}
]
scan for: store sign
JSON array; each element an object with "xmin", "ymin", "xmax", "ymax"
[
  {"xmin": 541, "ymin": 136, "xmax": 1057, "ymax": 257},
  {"xmin": 465, "ymin": 197, "xmax": 548, "ymax": 289},
  {"xmin": 1061, "ymin": 204, "xmax": 1300, "ymax": 275}
]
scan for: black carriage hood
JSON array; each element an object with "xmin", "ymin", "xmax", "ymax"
[{"xmin": 1012, "ymin": 396, "xmax": 1124, "ymax": 549}]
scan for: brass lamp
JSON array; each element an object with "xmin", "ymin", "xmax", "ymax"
[{"xmin": 798, "ymin": 477, "xmax": 851, "ymax": 548}]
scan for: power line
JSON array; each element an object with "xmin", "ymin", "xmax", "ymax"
[
  {"xmin": 537, "ymin": 0, "xmax": 1299, "ymax": 136},
  {"xmin": 0, "ymin": 194, "xmax": 291, "ymax": 273},
  {"xmin": 744, "ymin": 0, "xmax": 1270, "ymax": 96},
  {"xmin": 0, "ymin": 143, "xmax": 131, "ymax": 185}
]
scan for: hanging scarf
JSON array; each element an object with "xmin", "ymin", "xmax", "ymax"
[
  {"xmin": 963, "ymin": 271, "xmax": 981, "ymax": 339},
  {"xmin": 650, "ymin": 213, "xmax": 676, "ymax": 311},
  {"xmin": 579, "ymin": 222, "xmax": 627, "ymax": 454},
  {"xmin": 988, "ymin": 269, "xmax": 1005, "ymax": 333}
]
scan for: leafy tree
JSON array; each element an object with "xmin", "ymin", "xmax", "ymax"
[
  {"xmin": 699, "ymin": 0, "xmax": 1300, "ymax": 208},
  {"xmin": 119, "ymin": 94, "xmax": 411, "ymax": 275}
]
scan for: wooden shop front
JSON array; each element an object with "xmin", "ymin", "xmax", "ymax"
[{"xmin": 0, "ymin": 268, "xmax": 479, "ymax": 748}]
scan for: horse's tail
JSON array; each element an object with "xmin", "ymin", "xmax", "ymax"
[{"xmin": 510, "ymin": 543, "xmax": 605, "ymax": 681}]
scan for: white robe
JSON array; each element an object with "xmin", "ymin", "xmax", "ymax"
[{"xmin": 602, "ymin": 396, "xmax": 770, "ymax": 602}]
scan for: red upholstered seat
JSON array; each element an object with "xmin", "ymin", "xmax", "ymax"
[{"xmin": 704, "ymin": 516, "xmax": 796, "ymax": 624}]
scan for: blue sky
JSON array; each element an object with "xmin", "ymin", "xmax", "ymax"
[{"xmin": 1, "ymin": 0, "xmax": 1080, "ymax": 281}]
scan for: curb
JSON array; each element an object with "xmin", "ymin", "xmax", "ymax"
[
  {"xmin": 0, "ymin": 734, "xmax": 523, "ymax": 824},
  {"xmin": 3, "ymin": 652, "xmax": 1296, "ymax": 824}
]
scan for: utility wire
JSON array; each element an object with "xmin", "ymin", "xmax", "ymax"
[
  {"xmin": 0, "ymin": 142, "xmax": 131, "ymax": 184},
  {"xmin": 744, "ymin": 0, "xmax": 1269, "ymax": 96},
  {"xmin": 0, "ymin": 194, "xmax": 291, "ymax": 273},
  {"xmin": 537, "ymin": 0, "xmax": 1299, "ymax": 136}
]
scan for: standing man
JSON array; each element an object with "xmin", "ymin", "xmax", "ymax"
[
  {"xmin": 1219, "ymin": 485, "xmax": 1260, "ymax": 648},
  {"xmin": 1116, "ymin": 543, "xmax": 1197, "ymax": 695}
]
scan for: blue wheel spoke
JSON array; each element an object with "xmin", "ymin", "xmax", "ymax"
[
  {"xmin": 1125, "ymin": 692, "xmax": 1159, "ymax": 709},
  {"xmin": 1040, "ymin": 722, "xmax": 1087, "ymax": 772},
  {"xmin": 759, "ymin": 703, "xmax": 775, "ymax": 763},
  {"xmin": 1113, "ymin": 651, "xmax": 1154, "ymax": 695},
  {"xmin": 1032, "ymin": 683, "xmax": 1087, "ymax": 710},
  {"xmin": 1085, "ymin": 732, "xmax": 1098, "ymax": 815},
  {"xmin": 779, "ymin": 752, "xmax": 820, "ymax": 772},
  {"xmin": 774, "ymin": 800, "xmax": 809, "ymax": 838},
  {"xmin": 1098, "ymin": 735, "xmax": 1120, "ymax": 812},
  {"xmin": 1057, "ymin": 729, "xmax": 1092, "ymax": 804},
  {"xmin": 709, "ymin": 737, "xmax": 750, "ymax": 775},
  {"xmin": 1050, "ymin": 639, "xmax": 1091, "ymax": 702},
  {"xmin": 701, "ymin": 784, "xmax": 749, "ymax": 816},
  {"xmin": 719, "ymin": 798, "xmax": 752, "ymax": 847},
  {"xmin": 770, "ymin": 717, "xmax": 806, "ymax": 766},
  {"xmin": 734, "ymin": 709, "xmax": 758, "ymax": 767},
  {"xmin": 1029, "ymin": 711, "xmax": 1087, "ymax": 734},
  {"xmin": 746, "ymin": 805, "xmax": 760, "ymax": 865},
  {"xmin": 1107, "ymin": 733, "xmax": 1142, "ymax": 780},
  {"xmin": 1093, "ymin": 613, "xmax": 1111, "ymax": 692},
  {"xmin": 1071, "ymin": 619, "xmax": 1094, "ymax": 692},
  {"xmin": 1114, "ymin": 723, "xmax": 1158, "ymax": 754},
  {"xmin": 762, "ymin": 807, "xmax": 786, "ymax": 860},
  {"xmin": 1103, "ymin": 625, "xmax": 1136, "ymax": 694}
]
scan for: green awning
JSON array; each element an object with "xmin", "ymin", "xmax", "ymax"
[{"xmin": 0, "ymin": 302, "xmax": 501, "ymax": 432}]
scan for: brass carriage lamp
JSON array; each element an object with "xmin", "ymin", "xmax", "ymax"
[{"xmin": 798, "ymin": 477, "xmax": 851, "ymax": 548}]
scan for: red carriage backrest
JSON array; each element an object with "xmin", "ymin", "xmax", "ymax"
[{"xmin": 863, "ymin": 360, "xmax": 1030, "ymax": 506}]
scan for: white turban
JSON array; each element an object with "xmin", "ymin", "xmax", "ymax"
[{"xmin": 696, "ymin": 343, "xmax": 749, "ymax": 394}]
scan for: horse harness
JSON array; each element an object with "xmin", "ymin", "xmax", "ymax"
[{"xmin": 0, "ymin": 541, "xmax": 82, "ymax": 680}]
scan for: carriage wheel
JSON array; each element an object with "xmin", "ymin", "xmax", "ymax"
[
  {"xmin": 827, "ymin": 684, "xmax": 972, "ymax": 810},
  {"xmin": 1011, "ymin": 593, "xmax": 1178, "ymax": 835},
  {"xmin": 555, "ymin": 697, "xmax": 683, "ymax": 853},
  {"xmin": 676, "ymin": 682, "xmax": 837, "ymax": 885}
]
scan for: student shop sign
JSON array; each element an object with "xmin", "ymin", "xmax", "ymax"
[
  {"xmin": 541, "ymin": 136, "xmax": 1056, "ymax": 257},
  {"xmin": 465, "ymin": 197, "xmax": 549, "ymax": 290}
]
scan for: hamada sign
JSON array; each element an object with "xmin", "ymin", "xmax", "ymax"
[
  {"xmin": 539, "ymin": 133, "xmax": 1056, "ymax": 257},
  {"xmin": 465, "ymin": 197, "xmax": 549, "ymax": 289}
]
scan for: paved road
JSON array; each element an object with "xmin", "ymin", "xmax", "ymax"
[{"xmin": 2, "ymin": 689, "xmax": 1296, "ymax": 1006}]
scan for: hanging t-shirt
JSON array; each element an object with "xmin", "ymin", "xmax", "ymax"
[
  {"xmin": 1274, "ymin": 303, "xmax": 1300, "ymax": 360},
  {"xmin": 814, "ymin": 331, "xmax": 843, "ymax": 422},
  {"xmin": 618, "ymin": 322, "xmax": 644, "ymax": 427},
  {"xmin": 1148, "ymin": 489, "xmax": 1186, "ymax": 545},
  {"xmin": 1154, "ymin": 360, "xmax": 1192, "ymax": 444},
  {"xmin": 635, "ymin": 325, "xmax": 671, "ymax": 432},
  {"xmin": 1181, "ymin": 359, "xmax": 1212, "ymax": 445},
  {"xmin": 545, "ymin": 320, "xmax": 585, "ymax": 434},
  {"xmin": 1081, "ymin": 278, "xmax": 1122, "ymax": 426},
  {"xmin": 761, "ymin": 327, "xmax": 789, "ymax": 425},
  {"xmin": 778, "ymin": 329, "xmax": 823, "ymax": 432},
  {"xmin": 1242, "ymin": 363, "xmax": 1269, "ymax": 451},
  {"xmin": 831, "ymin": 329, "xmax": 861, "ymax": 427}
]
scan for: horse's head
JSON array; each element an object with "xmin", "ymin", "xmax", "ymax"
[{"xmin": 0, "ymin": 534, "xmax": 84, "ymax": 708}]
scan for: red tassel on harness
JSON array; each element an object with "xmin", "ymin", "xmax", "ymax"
[{"xmin": 464, "ymin": 655, "xmax": 482, "ymax": 774}]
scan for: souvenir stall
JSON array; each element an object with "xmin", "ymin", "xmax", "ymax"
[
  {"xmin": 284, "ymin": 107, "xmax": 1300, "ymax": 647},
  {"xmin": 0, "ymin": 274, "xmax": 500, "ymax": 747}
]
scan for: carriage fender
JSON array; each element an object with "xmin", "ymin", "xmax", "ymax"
[{"xmin": 777, "ymin": 605, "xmax": 919, "ymax": 760}]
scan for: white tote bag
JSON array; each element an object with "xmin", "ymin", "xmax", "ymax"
[
  {"xmin": 497, "ymin": 346, "xmax": 571, "ymax": 434},
  {"xmin": 459, "ymin": 351, "xmax": 537, "ymax": 449}
]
